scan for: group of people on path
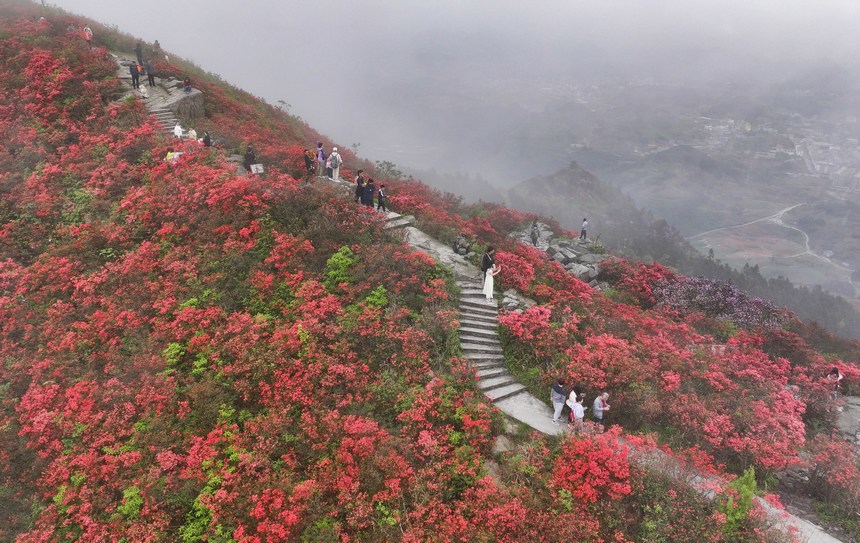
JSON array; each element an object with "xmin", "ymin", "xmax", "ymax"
[
  {"xmin": 306, "ymin": 143, "xmax": 388, "ymax": 210},
  {"xmin": 551, "ymin": 378, "xmax": 611, "ymax": 432}
]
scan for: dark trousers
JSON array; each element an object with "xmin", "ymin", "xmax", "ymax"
[
  {"xmin": 131, "ymin": 74, "xmax": 139, "ymax": 88},
  {"xmin": 377, "ymin": 198, "xmax": 387, "ymax": 212},
  {"xmin": 147, "ymin": 74, "xmax": 155, "ymax": 86}
]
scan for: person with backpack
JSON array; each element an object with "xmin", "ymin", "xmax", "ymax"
[
  {"xmin": 377, "ymin": 184, "xmax": 388, "ymax": 212},
  {"xmin": 329, "ymin": 147, "xmax": 342, "ymax": 181}
]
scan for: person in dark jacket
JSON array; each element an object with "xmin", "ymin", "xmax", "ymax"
[
  {"xmin": 377, "ymin": 184, "xmax": 387, "ymax": 212},
  {"xmin": 129, "ymin": 63, "xmax": 140, "ymax": 89},
  {"xmin": 551, "ymin": 378, "xmax": 567, "ymax": 424},
  {"xmin": 303, "ymin": 149, "xmax": 315, "ymax": 180},
  {"xmin": 243, "ymin": 144, "xmax": 256, "ymax": 173},
  {"xmin": 202, "ymin": 131, "xmax": 212, "ymax": 147},
  {"xmin": 144, "ymin": 59, "xmax": 155, "ymax": 87},
  {"xmin": 354, "ymin": 170, "xmax": 365, "ymax": 202},
  {"xmin": 362, "ymin": 178, "xmax": 376, "ymax": 207}
]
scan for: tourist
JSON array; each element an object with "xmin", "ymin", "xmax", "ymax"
[
  {"xmin": 172, "ymin": 123, "xmax": 183, "ymax": 139},
  {"xmin": 183, "ymin": 78, "xmax": 191, "ymax": 93},
  {"xmin": 579, "ymin": 218, "xmax": 588, "ymax": 241},
  {"xmin": 531, "ymin": 220, "xmax": 540, "ymax": 246},
  {"xmin": 362, "ymin": 178, "xmax": 376, "ymax": 207},
  {"xmin": 316, "ymin": 142, "xmax": 326, "ymax": 177},
  {"xmin": 201, "ymin": 131, "xmax": 212, "ymax": 148},
  {"xmin": 551, "ymin": 378, "xmax": 567, "ymax": 424},
  {"xmin": 186, "ymin": 128, "xmax": 197, "ymax": 142},
  {"xmin": 592, "ymin": 392, "xmax": 610, "ymax": 429},
  {"xmin": 243, "ymin": 143, "xmax": 257, "ymax": 173},
  {"xmin": 303, "ymin": 149, "xmax": 316, "ymax": 179},
  {"xmin": 568, "ymin": 394, "xmax": 585, "ymax": 433},
  {"xmin": 329, "ymin": 147, "xmax": 342, "ymax": 181},
  {"xmin": 377, "ymin": 184, "xmax": 388, "ymax": 212},
  {"xmin": 354, "ymin": 170, "xmax": 365, "ymax": 201},
  {"xmin": 828, "ymin": 367, "xmax": 844, "ymax": 401},
  {"xmin": 134, "ymin": 41, "xmax": 144, "ymax": 65},
  {"xmin": 82, "ymin": 25, "xmax": 93, "ymax": 48},
  {"xmin": 483, "ymin": 259, "xmax": 501, "ymax": 302},
  {"xmin": 144, "ymin": 59, "xmax": 155, "ymax": 87},
  {"xmin": 129, "ymin": 63, "xmax": 140, "ymax": 89}
]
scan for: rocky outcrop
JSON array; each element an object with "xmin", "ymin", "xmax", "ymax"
[{"xmin": 512, "ymin": 223, "xmax": 610, "ymax": 292}]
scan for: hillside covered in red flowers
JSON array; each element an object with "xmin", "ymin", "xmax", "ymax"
[{"xmin": 1, "ymin": 3, "xmax": 859, "ymax": 542}]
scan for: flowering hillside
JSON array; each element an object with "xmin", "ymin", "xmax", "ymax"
[{"xmin": 1, "ymin": 4, "xmax": 859, "ymax": 542}]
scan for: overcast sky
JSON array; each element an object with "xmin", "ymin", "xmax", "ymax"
[{"xmin": 50, "ymin": 0, "xmax": 860, "ymax": 180}]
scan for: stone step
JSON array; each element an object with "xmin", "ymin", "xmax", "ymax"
[
  {"xmin": 478, "ymin": 375, "xmax": 518, "ymax": 392},
  {"xmin": 459, "ymin": 315, "xmax": 499, "ymax": 328},
  {"xmin": 461, "ymin": 342, "xmax": 503, "ymax": 354},
  {"xmin": 484, "ymin": 383, "xmax": 528, "ymax": 402},
  {"xmin": 458, "ymin": 325, "xmax": 498, "ymax": 338},
  {"xmin": 459, "ymin": 333, "xmax": 500, "ymax": 347},
  {"xmin": 459, "ymin": 286, "xmax": 485, "ymax": 294},
  {"xmin": 471, "ymin": 358, "xmax": 506, "ymax": 369},
  {"xmin": 459, "ymin": 301, "xmax": 498, "ymax": 316},
  {"xmin": 464, "ymin": 351, "xmax": 505, "ymax": 362},
  {"xmin": 476, "ymin": 367, "xmax": 508, "ymax": 379}
]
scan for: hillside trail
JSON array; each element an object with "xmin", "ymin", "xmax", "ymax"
[
  {"xmin": 107, "ymin": 54, "xmax": 847, "ymax": 540},
  {"xmin": 345, "ymin": 190, "xmax": 843, "ymax": 543}
]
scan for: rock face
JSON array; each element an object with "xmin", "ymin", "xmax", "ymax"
[{"xmin": 513, "ymin": 223, "xmax": 608, "ymax": 292}]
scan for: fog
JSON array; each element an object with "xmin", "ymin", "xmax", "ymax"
[{"xmin": 52, "ymin": 0, "xmax": 860, "ymax": 188}]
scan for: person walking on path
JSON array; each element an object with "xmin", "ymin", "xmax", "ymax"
[
  {"xmin": 329, "ymin": 147, "xmax": 342, "ymax": 181},
  {"xmin": 531, "ymin": 220, "xmax": 540, "ymax": 246},
  {"xmin": 144, "ymin": 59, "xmax": 155, "ymax": 87},
  {"xmin": 592, "ymin": 392, "xmax": 610, "ymax": 429},
  {"xmin": 579, "ymin": 218, "xmax": 588, "ymax": 241},
  {"xmin": 243, "ymin": 144, "xmax": 257, "ymax": 173},
  {"xmin": 129, "ymin": 63, "xmax": 140, "ymax": 89},
  {"xmin": 316, "ymin": 142, "xmax": 326, "ymax": 177},
  {"xmin": 134, "ymin": 41, "xmax": 144, "ymax": 65},
  {"xmin": 377, "ymin": 184, "xmax": 388, "ymax": 212},
  {"xmin": 551, "ymin": 378, "xmax": 567, "ymax": 424}
]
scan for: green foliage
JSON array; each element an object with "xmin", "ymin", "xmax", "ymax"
[
  {"xmin": 719, "ymin": 467, "xmax": 757, "ymax": 538},
  {"xmin": 323, "ymin": 246, "xmax": 356, "ymax": 291},
  {"xmin": 117, "ymin": 486, "xmax": 143, "ymax": 519},
  {"xmin": 364, "ymin": 285, "xmax": 388, "ymax": 309},
  {"xmin": 301, "ymin": 517, "xmax": 339, "ymax": 543}
]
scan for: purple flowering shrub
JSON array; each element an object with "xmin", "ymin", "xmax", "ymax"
[{"xmin": 654, "ymin": 276, "xmax": 793, "ymax": 331}]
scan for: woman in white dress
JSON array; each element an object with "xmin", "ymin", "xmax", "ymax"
[{"xmin": 483, "ymin": 263, "xmax": 501, "ymax": 301}]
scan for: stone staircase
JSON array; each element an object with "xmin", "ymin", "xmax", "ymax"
[
  {"xmin": 149, "ymin": 106, "xmax": 179, "ymax": 135},
  {"xmin": 381, "ymin": 210, "xmax": 415, "ymax": 230},
  {"xmin": 457, "ymin": 281, "xmax": 527, "ymax": 402}
]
